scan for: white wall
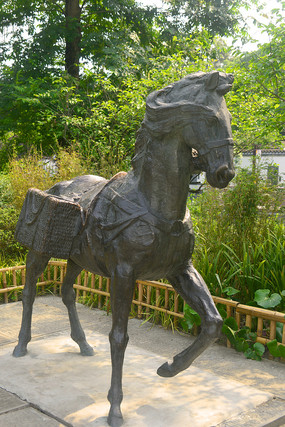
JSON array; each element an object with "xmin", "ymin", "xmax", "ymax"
[
  {"xmin": 189, "ymin": 151, "xmax": 285, "ymax": 192},
  {"xmin": 235, "ymin": 153, "xmax": 285, "ymax": 184}
]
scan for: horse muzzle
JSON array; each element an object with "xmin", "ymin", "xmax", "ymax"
[{"xmin": 206, "ymin": 164, "xmax": 235, "ymax": 189}]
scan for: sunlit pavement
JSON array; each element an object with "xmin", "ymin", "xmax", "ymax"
[{"xmin": 0, "ymin": 296, "xmax": 284, "ymax": 427}]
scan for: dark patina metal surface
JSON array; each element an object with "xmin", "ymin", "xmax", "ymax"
[{"xmin": 13, "ymin": 71, "xmax": 235, "ymax": 427}]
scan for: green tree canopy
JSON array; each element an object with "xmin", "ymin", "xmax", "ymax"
[
  {"xmin": 0, "ymin": 0, "xmax": 158, "ymax": 78},
  {"xmin": 226, "ymin": 6, "xmax": 285, "ymax": 151},
  {"xmin": 0, "ymin": 0, "xmax": 254, "ymax": 79}
]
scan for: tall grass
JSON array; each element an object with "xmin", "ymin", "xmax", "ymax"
[
  {"xmin": 195, "ymin": 230, "xmax": 284, "ymax": 303},
  {"xmin": 0, "ymin": 173, "xmax": 27, "ymax": 263},
  {"xmin": 189, "ymin": 166, "xmax": 285, "ymax": 307}
]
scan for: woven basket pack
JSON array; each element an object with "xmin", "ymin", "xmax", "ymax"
[{"xmin": 15, "ymin": 188, "xmax": 85, "ymax": 258}]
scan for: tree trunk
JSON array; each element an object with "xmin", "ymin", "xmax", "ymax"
[{"xmin": 65, "ymin": 0, "xmax": 81, "ymax": 78}]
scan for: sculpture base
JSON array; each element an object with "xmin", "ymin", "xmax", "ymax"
[{"xmin": 0, "ymin": 298, "xmax": 274, "ymax": 427}]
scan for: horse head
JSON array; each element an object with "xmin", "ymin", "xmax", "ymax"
[{"xmin": 142, "ymin": 71, "xmax": 235, "ymax": 189}]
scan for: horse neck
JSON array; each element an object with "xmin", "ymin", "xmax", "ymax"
[{"xmin": 136, "ymin": 134, "xmax": 192, "ymax": 221}]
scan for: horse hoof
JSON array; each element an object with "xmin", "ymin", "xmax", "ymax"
[
  {"xmin": 157, "ymin": 362, "xmax": 176, "ymax": 377},
  {"xmin": 107, "ymin": 407, "xmax": 124, "ymax": 427},
  {"xmin": 13, "ymin": 345, "xmax": 27, "ymax": 358},
  {"xmin": 80, "ymin": 343, "xmax": 94, "ymax": 356}
]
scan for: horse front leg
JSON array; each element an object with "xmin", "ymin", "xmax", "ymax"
[
  {"xmin": 61, "ymin": 259, "xmax": 94, "ymax": 356},
  {"xmin": 157, "ymin": 261, "xmax": 223, "ymax": 377},
  {"xmin": 107, "ymin": 265, "xmax": 135, "ymax": 427},
  {"xmin": 13, "ymin": 250, "xmax": 50, "ymax": 357}
]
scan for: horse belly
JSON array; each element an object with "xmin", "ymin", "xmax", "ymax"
[{"xmin": 70, "ymin": 229, "xmax": 110, "ymax": 277}]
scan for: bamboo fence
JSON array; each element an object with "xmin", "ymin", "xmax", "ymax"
[{"xmin": 1, "ymin": 260, "xmax": 284, "ymax": 360}]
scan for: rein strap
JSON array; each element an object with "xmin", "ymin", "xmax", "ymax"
[{"xmin": 198, "ymin": 138, "xmax": 234, "ymax": 157}]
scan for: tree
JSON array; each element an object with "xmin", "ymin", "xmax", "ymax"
[
  {"xmin": 226, "ymin": 6, "xmax": 285, "ymax": 152},
  {"xmin": 0, "ymin": 0, "xmax": 158, "ymax": 78},
  {"xmin": 0, "ymin": 54, "xmax": 211, "ymax": 170},
  {"xmin": 65, "ymin": 0, "xmax": 81, "ymax": 78},
  {"xmin": 1, "ymin": 0, "xmax": 274, "ymax": 168},
  {"xmin": 0, "ymin": 0, "xmax": 255, "ymax": 79},
  {"xmin": 160, "ymin": 0, "xmax": 253, "ymax": 39}
]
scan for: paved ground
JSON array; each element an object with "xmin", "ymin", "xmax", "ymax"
[{"xmin": 0, "ymin": 296, "xmax": 284, "ymax": 426}]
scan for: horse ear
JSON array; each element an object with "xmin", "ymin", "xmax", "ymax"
[{"xmin": 205, "ymin": 71, "xmax": 219, "ymax": 90}]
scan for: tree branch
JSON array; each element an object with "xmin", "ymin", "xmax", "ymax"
[
  {"xmin": 47, "ymin": 0, "xmax": 64, "ymax": 15},
  {"xmin": 189, "ymin": 183, "xmax": 205, "ymax": 194},
  {"xmin": 256, "ymin": 78, "xmax": 285, "ymax": 103}
]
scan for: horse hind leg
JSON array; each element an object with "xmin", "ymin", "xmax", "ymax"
[
  {"xmin": 157, "ymin": 261, "xmax": 223, "ymax": 377},
  {"xmin": 61, "ymin": 259, "xmax": 94, "ymax": 356},
  {"xmin": 13, "ymin": 250, "xmax": 51, "ymax": 357}
]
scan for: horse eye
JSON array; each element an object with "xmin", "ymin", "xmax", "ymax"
[{"xmin": 207, "ymin": 117, "xmax": 217, "ymax": 126}]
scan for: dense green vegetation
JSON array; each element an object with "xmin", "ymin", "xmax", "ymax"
[
  {"xmin": 0, "ymin": 1, "xmax": 284, "ymax": 165},
  {"xmin": 1, "ymin": 154, "xmax": 283, "ymax": 307},
  {"xmin": 0, "ymin": 0, "xmax": 252, "ymax": 79},
  {"xmin": 226, "ymin": 14, "xmax": 285, "ymax": 151},
  {"xmin": 189, "ymin": 166, "xmax": 284, "ymax": 306},
  {"xmin": 186, "ymin": 165, "xmax": 285, "ymax": 360}
]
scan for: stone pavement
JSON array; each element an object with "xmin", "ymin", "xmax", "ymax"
[{"xmin": 0, "ymin": 296, "xmax": 284, "ymax": 427}]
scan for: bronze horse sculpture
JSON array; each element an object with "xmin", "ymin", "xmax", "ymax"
[{"xmin": 13, "ymin": 71, "xmax": 235, "ymax": 426}]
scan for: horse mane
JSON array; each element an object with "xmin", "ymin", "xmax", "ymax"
[
  {"xmin": 132, "ymin": 71, "xmax": 233, "ymax": 174},
  {"xmin": 132, "ymin": 73, "xmax": 202, "ymax": 173},
  {"xmin": 142, "ymin": 71, "xmax": 230, "ymax": 137}
]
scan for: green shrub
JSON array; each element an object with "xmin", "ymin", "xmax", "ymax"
[
  {"xmin": 0, "ymin": 148, "xmax": 90, "ymax": 265},
  {"xmin": 8, "ymin": 148, "xmax": 89, "ymax": 210},
  {"xmin": 0, "ymin": 59, "xmax": 209, "ymax": 173},
  {"xmin": 9, "ymin": 150, "xmax": 55, "ymax": 210},
  {"xmin": 189, "ymin": 166, "xmax": 285, "ymax": 307},
  {"xmin": 0, "ymin": 173, "xmax": 27, "ymax": 263}
]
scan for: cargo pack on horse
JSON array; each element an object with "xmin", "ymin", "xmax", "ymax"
[{"xmin": 13, "ymin": 71, "xmax": 235, "ymax": 427}]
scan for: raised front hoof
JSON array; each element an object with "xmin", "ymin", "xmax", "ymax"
[
  {"xmin": 13, "ymin": 344, "xmax": 28, "ymax": 358},
  {"xmin": 79, "ymin": 342, "xmax": 94, "ymax": 356},
  {"xmin": 157, "ymin": 361, "xmax": 181, "ymax": 378},
  {"xmin": 107, "ymin": 407, "xmax": 124, "ymax": 427},
  {"xmin": 157, "ymin": 358, "xmax": 192, "ymax": 377}
]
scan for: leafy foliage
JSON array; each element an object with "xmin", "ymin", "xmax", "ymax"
[
  {"xmin": 0, "ymin": 174, "xmax": 27, "ymax": 261},
  {"xmin": 163, "ymin": 0, "xmax": 252, "ymax": 38},
  {"xmin": 0, "ymin": 0, "xmax": 159, "ymax": 78},
  {"xmin": 189, "ymin": 165, "xmax": 285, "ymax": 305},
  {"xmin": 222, "ymin": 317, "xmax": 265, "ymax": 361},
  {"xmin": 8, "ymin": 148, "xmax": 88, "ymax": 210},
  {"xmin": 254, "ymin": 289, "xmax": 282, "ymax": 309},
  {"xmin": 226, "ymin": 9, "xmax": 285, "ymax": 151},
  {"xmin": 181, "ymin": 304, "xmax": 201, "ymax": 333},
  {"xmin": 0, "ymin": 56, "xmax": 213, "ymax": 173},
  {"xmin": 0, "ymin": 0, "xmax": 252, "ymax": 79},
  {"xmin": 267, "ymin": 339, "xmax": 285, "ymax": 358}
]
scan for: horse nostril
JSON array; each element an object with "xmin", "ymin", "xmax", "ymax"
[
  {"xmin": 216, "ymin": 165, "xmax": 227, "ymax": 183},
  {"xmin": 216, "ymin": 165, "xmax": 235, "ymax": 184},
  {"xmin": 228, "ymin": 168, "xmax": 235, "ymax": 180}
]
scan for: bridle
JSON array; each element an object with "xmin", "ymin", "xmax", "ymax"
[{"xmin": 196, "ymin": 137, "xmax": 234, "ymax": 158}]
